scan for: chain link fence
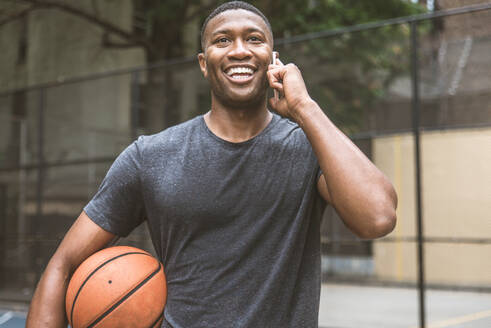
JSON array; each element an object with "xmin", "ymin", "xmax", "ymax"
[{"xmin": 1, "ymin": 3, "xmax": 490, "ymax": 327}]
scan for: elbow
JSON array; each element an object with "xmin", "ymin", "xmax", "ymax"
[
  {"xmin": 356, "ymin": 207, "xmax": 397, "ymax": 240},
  {"xmin": 373, "ymin": 210, "xmax": 397, "ymax": 238},
  {"xmin": 340, "ymin": 184, "xmax": 398, "ymax": 239},
  {"xmin": 360, "ymin": 184, "xmax": 398, "ymax": 239}
]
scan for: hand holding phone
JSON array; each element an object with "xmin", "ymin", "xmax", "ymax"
[{"xmin": 268, "ymin": 53, "xmax": 312, "ymax": 118}]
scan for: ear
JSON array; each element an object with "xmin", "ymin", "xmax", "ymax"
[{"xmin": 198, "ymin": 53, "xmax": 208, "ymax": 78}]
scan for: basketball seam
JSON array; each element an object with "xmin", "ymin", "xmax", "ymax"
[
  {"xmin": 87, "ymin": 262, "xmax": 162, "ymax": 328},
  {"xmin": 149, "ymin": 306, "xmax": 165, "ymax": 328},
  {"xmin": 69, "ymin": 251, "xmax": 150, "ymax": 327}
]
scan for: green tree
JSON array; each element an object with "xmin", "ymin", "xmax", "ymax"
[
  {"xmin": 0, "ymin": 0, "xmax": 426, "ymax": 290},
  {"xmin": 258, "ymin": 0, "xmax": 426, "ymax": 133},
  {"xmin": 0, "ymin": 0, "xmax": 425, "ymax": 132}
]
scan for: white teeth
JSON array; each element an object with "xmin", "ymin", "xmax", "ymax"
[
  {"xmin": 226, "ymin": 66, "xmax": 254, "ymax": 76},
  {"xmin": 231, "ymin": 75, "xmax": 250, "ymax": 80}
]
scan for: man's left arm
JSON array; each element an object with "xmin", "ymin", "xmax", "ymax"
[{"xmin": 268, "ymin": 60, "xmax": 397, "ymax": 239}]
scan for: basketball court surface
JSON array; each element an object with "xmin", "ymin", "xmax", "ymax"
[{"xmin": 1, "ymin": 284, "xmax": 491, "ymax": 327}]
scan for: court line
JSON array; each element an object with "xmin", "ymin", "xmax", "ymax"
[
  {"xmin": 0, "ymin": 312, "xmax": 13, "ymax": 325},
  {"xmin": 409, "ymin": 308, "xmax": 491, "ymax": 328}
]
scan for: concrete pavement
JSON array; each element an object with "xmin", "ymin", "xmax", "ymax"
[
  {"xmin": 319, "ymin": 283, "xmax": 491, "ymax": 328},
  {"xmin": 1, "ymin": 284, "xmax": 491, "ymax": 327}
]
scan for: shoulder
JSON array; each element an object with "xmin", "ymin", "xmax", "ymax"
[
  {"xmin": 270, "ymin": 113, "xmax": 310, "ymax": 147},
  {"xmin": 135, "ymin": 115, "xmax": 203, "ymax": 154}
]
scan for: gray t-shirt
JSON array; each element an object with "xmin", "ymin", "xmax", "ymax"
[{"xmin": 84, "ymin": 113, "xmax": 325, "ymax": 328}]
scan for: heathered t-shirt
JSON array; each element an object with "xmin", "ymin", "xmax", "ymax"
[{"xmin": 84, "ymin": 112, "xmax": 325, "ymax": 328}]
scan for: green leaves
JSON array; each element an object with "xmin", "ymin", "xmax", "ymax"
[
  {"xmin": 251, "ymin": 0, "xmax": 426, "ymax": 133},
  {"xmin": 134, "ymin": 0, "xmax": 427, "ymax": 132}
]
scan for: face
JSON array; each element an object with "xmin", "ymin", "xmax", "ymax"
[{"xmin": 198, "ymin": 9, "xmax": 274, "ymax": 108}]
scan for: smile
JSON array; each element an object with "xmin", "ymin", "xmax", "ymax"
[{"xmin": 225, "ymin": 66, "xmax": 255, "ymax": 81}]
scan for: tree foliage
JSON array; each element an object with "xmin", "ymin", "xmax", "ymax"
[
  {"xmin": 136, "ymin": 0, "xmax": 426, "ymax": 132},
  {"xmin": 0, "ymin": 0, "xmax": 426, "ymax": 132},
  {"xmin": 248, "ymin": 0, "xmax": 426, "ymax": 133}
]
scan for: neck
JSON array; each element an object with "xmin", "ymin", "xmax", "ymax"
[{"xmin": 204, "ymin": 96, "xmax": 272, "ymax": 143}]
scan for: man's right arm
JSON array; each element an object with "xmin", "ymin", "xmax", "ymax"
[{"xmin": 26, "ymin": 211, "xmax": 116, "ymax": 328}]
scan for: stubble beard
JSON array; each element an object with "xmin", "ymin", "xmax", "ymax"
[{"xmin": 210, "ymin": 74, "xmax": 269, "ymax": 111}]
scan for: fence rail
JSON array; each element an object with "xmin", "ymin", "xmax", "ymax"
[
  {"xmin": 0, "ymin": 2, "xmax": 490, "ymax": 96},
  {"xmin": 1, "ymin": 4, "xmax": 491, "ymax": 328}
]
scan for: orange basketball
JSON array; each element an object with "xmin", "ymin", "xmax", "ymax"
[{"xmin": 66, "ymin": 246, "xmax": 167, "ymax": 328}]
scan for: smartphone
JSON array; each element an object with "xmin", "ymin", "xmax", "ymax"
[{"xmin": 272, "ymin": 51, "xmax": 279, "ymax": 100}]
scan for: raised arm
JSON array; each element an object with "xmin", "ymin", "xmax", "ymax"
[
  {"xmin": 268, "ymin": 59, "xmax": 397, "ymax": 239},
  {"xmin": 26, "ymin": 211, "xmax": 116, "ymax": 328}
]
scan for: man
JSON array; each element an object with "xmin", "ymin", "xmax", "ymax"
[{"xmin": 26, "ymin": 1, "xmax": 397, "ymax": 327}]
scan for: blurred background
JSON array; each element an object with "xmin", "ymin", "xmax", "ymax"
[{"xmin": 0, "ymin": 0, "xmax": 490, "ymax": 327}]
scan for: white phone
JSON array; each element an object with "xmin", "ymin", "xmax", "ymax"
[{"xmin": 272, "ymin": 51, "xmax": 279, "ymax": 100}]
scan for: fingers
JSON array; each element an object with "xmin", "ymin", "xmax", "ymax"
[
  {"xmin": 267, "ymin": 60, "xmax": 291, "ymax": 80},
  {"xmin": 267, "ymin": 68, "xmax": 284, "ymax": 91},
  {"xmin": 268, "ymin": 65, "xmax": 282, "ymax": 102},
  {"xmin": 267, "ymin": 59, "xmax": 293, "ymax": 100}
]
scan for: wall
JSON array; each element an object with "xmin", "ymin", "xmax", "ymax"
[
  {"xmin": 0, "ymin": 1, "xmax": 146, "ymax": 287},
  {"xmin": 372, "ymin": 128, "xmax": 491, "ymax": 287},
  {"xmin": 0, "ymin": 0, "xmax": 146, "ymax": 197}
]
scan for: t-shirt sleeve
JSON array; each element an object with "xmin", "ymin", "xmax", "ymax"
[{"xmin": 83, "ymin": 137, "xmax": 146, "ymax": 237}]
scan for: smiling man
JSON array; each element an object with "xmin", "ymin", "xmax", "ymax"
[{"xmin": 26, "ymin": 1, "xmax": 397, "ymax": 328}]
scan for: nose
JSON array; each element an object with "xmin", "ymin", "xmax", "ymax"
[{"xmin": 227, "ymin": 38, "xmax": 252, "ymax": 60}]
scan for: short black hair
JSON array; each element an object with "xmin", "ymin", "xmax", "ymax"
[{"xmin": 200, "ymin": 1, "xmax": 273, "ymax": 51}]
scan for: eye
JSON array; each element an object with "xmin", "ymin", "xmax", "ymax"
[
  {"xmin": 248, "ymin": 36, "xmax": 263, "ymax": 43},
  {"xmin": 214, "ymin": 37, "xmax": 230, "ymax": 45}
]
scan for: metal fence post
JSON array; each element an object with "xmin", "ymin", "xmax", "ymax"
[
  {"xmin": 32, "ymin": 88, "xmax": 46, "ymax": 288},
  {"xmin": 410, "ymin": 21, "xmax": 426, "ymax": 328},
  {"xmin": 36, "ymin": 89, "xmax": 45, "ymax": 224},
  {"xmin": 131, "ymin": 71, "xmax": 140, "ymax": 139}
]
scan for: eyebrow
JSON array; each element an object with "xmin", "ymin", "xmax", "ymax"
[{"xmin": 211, "ymin": 27, "xmax": 267, "ymax": 37}]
